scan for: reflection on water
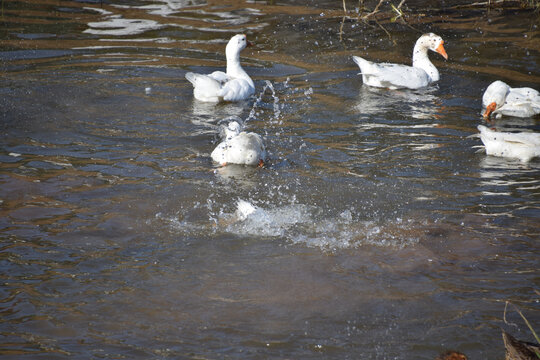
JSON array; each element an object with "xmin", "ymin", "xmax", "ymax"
[
  {"xmin": 354, "ymin": 85, "xmax": 443, "ymax": 120},
  {"xmin": 1, "ymin": 0, "xmax": 539, "ymax": 359},
  {"xmin": 84, "ymin": 9, "xmax": 166, "ymax": 36},
  {"xmin": 140, "ymin": 0, "xmax": 208, "ymax": 17}
]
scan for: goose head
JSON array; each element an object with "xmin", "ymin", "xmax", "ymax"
[
  {"xmin": 482, "ymin": 80, "xmax": 511, "ymax": 119},
  {"xmin": 226, "ymin": 34, "xmax": 252, "ymax": 60},
  {"xmin": 415, "ymin": 33, "xmax": 448, "ymax": 60},
  {"xmin": 225, "ymin": 121, "xmax": 242, "ymax": 139},
  {"xmin": 218, "ymin": 120, "xmax": 242, "ymax": 140}
]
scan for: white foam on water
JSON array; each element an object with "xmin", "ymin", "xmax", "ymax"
[
  {"xmin": 235, "ymin": 199, "xmax": 257, "ymax": 221},
  {"xmin": 219, "ymin": 200, "xmax": 420, "ymax": 250},
  {"xmin": 225, "ymin": 200, "xmax": 312, "ymax": 238}
]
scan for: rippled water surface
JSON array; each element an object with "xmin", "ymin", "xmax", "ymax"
[{"xmin": 1, "ymin": 0, "xmax": 539, "ymax": 358}]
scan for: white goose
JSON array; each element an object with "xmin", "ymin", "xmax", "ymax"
[
  {"xmin": 211, "ymin": 121, "xmax": 266, "ymax": 166},
  {"xmin": 482, "ymin": 80, "xmax": 540, "ymax": 119},
  {"xmin": 352, "ymin": 33, "xmax": 448, "ymax": 90},
  {"xmin": 185, "ymin": 34, "xmax": 255, "ymax": 102},
  {"xmin": 477, "ymin": 125, "xmax": 540, "ymax": 162}
]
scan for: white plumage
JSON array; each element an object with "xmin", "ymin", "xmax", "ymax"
[
  {"xmin": 352, "ymin": 33, "xmax": 448, "ymax": 90},
  {"xmin": 482, "ymin": 80, "xmax": 540, "ymax": 119},
  {"xmin": 211, "ymin": 121, "xmax": 266, "ymax": 166},
  {"xmin": 185, "ymin": 34, "xmax": 255, "ymax": 102},
  {"xmin": 477, "ymin": 125, "xmax": 540, "ymax": 162}
]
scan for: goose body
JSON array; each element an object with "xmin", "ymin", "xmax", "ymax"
[
  {"xmin": 352, "ymin": 33, "xmax": 448, "ymax": 90},
  {"xmin": 185, "ymin": 34, "xmax": 255, "ymax": 102},
  {"xmin": 482, "ymin": 80, "xmax": 540, "ymax": 119},
  {"xmin": 211, "ymin": 121, "xmax": 266, "ymax": 166},
  {"xmin": 477, "ymin": 125, "xmax": 540, "ymax": 162}
]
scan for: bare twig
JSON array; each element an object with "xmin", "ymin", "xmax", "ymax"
[
  {"xmin": 391, "ymin": 3, "xmax": 403, "ymax": 21},
  {"xmin": 374, "ymin": 18, "xmax": 395, "ymax": 43},
  {"xmin": 339, "ymin": 15, "xmax": 346, "ymax": 42},
  {"xmin": 372, "ymin": 0, "xmax": 385, "ymax": 13},
  {"xmin": 339, "ymin": 0, "xmax": 412, "ymax": 42},
  {"xmin": 450, "ymin": 0, "xmax": 523, "ymax": 8},
  {"xmin": 360, "ymin": 0, "xmax": 385, "ymax": 19},
  {"xmin": 504, "ymin": 301, "xmax": 520, "ymax": 330},
  {"xmin": 504, "ymin": 301, "xmax": 540, "ymax": 345}
]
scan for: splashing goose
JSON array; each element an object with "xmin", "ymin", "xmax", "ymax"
[
  {"xmin": 482, "ymin": 80, "xmax": 540, "ymax": 119},
  {"xmin": 477, "ymin": 125, "xmax": 540, "ymax": 162},
  {"xmin": 185, "ymin": 34, "xmax": 255, "ymax": 102},
  {"xmin": 211, "ymin": 121, "xmax": 266, "ymax": 166},
  {"xmin": 352, "ymin": 33, "xmax": 448, "ymax": 90}
]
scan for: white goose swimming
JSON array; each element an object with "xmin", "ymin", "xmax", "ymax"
[
  {"xmin": 352, "ymin": 33, "xmax": 448, "ymax": 90},
  {"xmin": 185, "ymin": 34, "xmax": 255, "ymax": 102},
  {"xmin": 477, "ymin": 125, "xmax": 540, "ymax": 162},
  {"xmin": 211, "ymin": 121, "xmax": 266, "ymax": 166},
  {"xmin": 482, "ymin": 80, "xmax": 540, "ymax": 119}
]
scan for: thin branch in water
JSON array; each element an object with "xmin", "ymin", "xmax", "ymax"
[
  {"xmin": 391, "ymin": 3, "xmax": 403, "ymax": 21},
  {"xmin": 449, "ymin": 0, "xmax": 524, "ymax": 8},
  {"xmin": 361, "ymin": 0, "xmax": 385, "ymax": 19},
  {"xmin": 372, "ymin": 0, "xmax": 385, "ymax": 13},
  {"xmin": 339, "ymin": 0, "xmax": 411, "ymax": 43},
  {"xmin": 504, "ymin": 301, "xmax": 540, "ymax": 345},
  {"xmin": 374, "ymin": 18, "xmax": 395, "ymax": 44},
  {"xmin": 504, "ymin": 301, "xmax": 520, "ymax": 330},
  {"xmin": 339, "ymin": 15, "xmax": 346, "ymax": 43}
]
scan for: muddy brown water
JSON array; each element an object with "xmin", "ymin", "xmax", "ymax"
[{"xmin": 1, "ymin": 0, "xmax": 539, "ymax": 358}]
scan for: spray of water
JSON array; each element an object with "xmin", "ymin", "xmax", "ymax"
[
  {"xmin": 216, "ymin": 199, "xmax": 420, "ymax": 251},
  {"xmin": 245, "ymin": 80, "xmax": 281, "ymax": 124}
]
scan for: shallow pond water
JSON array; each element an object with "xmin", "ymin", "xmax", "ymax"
[{"xmin": 1, "ymin": 0, "xmax": 539, "ymax": 358}]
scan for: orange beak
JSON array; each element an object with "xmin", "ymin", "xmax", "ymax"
[
  {"xmin": 483, "ymin": 102, "xmax": 497, "ymax": 119},
  {"xmin": 257, "ymin": 159, "xmax": 264, "ymax": 168},
  {"xmin": 436, "ymin": 41, "xmax": 448, "ymax": 60}
]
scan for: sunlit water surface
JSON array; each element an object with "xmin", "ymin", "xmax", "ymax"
[{"xmin": 1, "ymin": 0, "xmax": 539, "ymax": 358}]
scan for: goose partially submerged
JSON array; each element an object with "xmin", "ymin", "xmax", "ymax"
[
  {"xmin": 477, "ymin": 125, "xmax": 540, "ymax": 162},
  {"xmin": 211, "ymin": 121, "xmax": 266, "ymax": 166},
  {"xmin": 352, "ymin": 33, "xmax": 448, "ymax": 90},
  {"xmin": 185, "ymin": 34, "xmax": 255, "ymax": 102},
  {"xmin": 482, "ymin": 80, "xmax": 540, "ymax": 119}
]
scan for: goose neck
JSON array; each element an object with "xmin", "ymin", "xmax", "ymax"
[
  {"xmin": 227, "ymin": 59, "xmax": 254, "ymax": 87},
  {"xmin": 412, "ymin": 43, "xmax": 439, "ymax": 82}
]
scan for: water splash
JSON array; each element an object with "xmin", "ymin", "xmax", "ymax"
[
  {"xmin": 156, "ymin": 197, "xmax": 420, "ymax": 251},
  {"xmin": 212, "ymin": 199, "xmax": 421, "ymax": 251},
  {"xmin": 245, "ymin": 80, "xmax": 281, "ymax": 124}
]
